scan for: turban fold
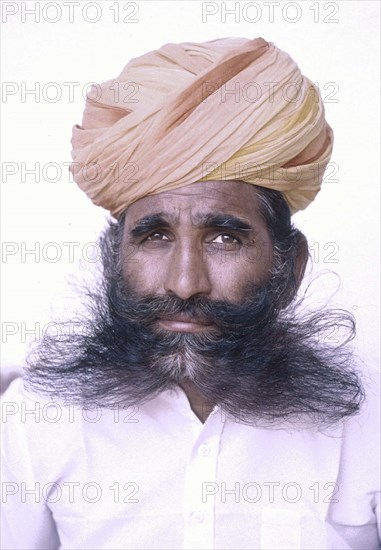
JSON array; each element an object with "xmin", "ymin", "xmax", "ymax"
[{"xmin": 71, "ymin": 37, "xmax": 333, "ymax": 216}]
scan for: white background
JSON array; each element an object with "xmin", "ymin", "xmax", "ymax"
[{"xmin": 1, "ymin": 0, "xmax": 380, "ymax": 374}]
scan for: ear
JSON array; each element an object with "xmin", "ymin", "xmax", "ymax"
[
  {"xmin": 294, "ymin": 232, "xmax": 308, "ymax": 290},
  {"xmin": 276, "ymin": 231, "xmax": 309, "ymax": 310}
]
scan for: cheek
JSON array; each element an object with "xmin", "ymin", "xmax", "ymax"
[
  {"xmin": 238, "ymin": 240, "xmax": 274, "ymax": 281},
  {"xmin": 122, "ymin": 252, "xmax": 165, "ymax": 293},
  {"xmin": 207, "ymin": 246, "xmax": 273, "ymax": 300}
]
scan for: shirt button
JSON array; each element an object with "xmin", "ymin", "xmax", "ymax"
[
  {"xmin": 198, "ymin": 443, "xmax": 211, "ymax": 457},
  {"xmin": 191, "ymin": 511, "xmax": 205, "ymax": 523}
]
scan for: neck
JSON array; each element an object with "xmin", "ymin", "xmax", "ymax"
[{"xmin": 179, "ymin": 380, "xmax": 215, "ymax": 423}]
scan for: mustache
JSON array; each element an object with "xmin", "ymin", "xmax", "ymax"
[{"xmin": 108, "ymin": 281, "xmax": 277, "ymax": 333}]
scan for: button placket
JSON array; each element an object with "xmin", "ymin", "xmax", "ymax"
[{"xmin": 182, "ymin": 413, "xmax": 225, "ymax": 550}]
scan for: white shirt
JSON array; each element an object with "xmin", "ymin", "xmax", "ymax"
[{"xmin": 1, "ymin": 375, "xmax": 380, "ymax": 550}]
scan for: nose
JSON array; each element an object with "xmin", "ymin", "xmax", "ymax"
[{"xmin": 163, "ymin": 241, "xmax": 212, "ymax": 300}]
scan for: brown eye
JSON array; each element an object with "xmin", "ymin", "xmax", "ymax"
[
  {"xmin": 146, "ymin": 232, "xmax": 169, "ymax": 241},
  {"xmin": 212, "ymin": 234, "xmax": 240, "ymax": 245}
]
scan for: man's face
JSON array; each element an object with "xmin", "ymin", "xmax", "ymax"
[{"xmin": 121, "ymin": 180, "xmax": 274, "ymax": 332}]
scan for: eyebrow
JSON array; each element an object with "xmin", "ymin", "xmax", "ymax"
[
  {"xmin": 129, "ymin": 213, "xmax": 172, "ymax": 237},
  {"xmin": 129, "ymin": 211, "xmax": 254, "ymax": 237},
  {"xmin": 192, "ymin": 212, "xmax": 253, "ymax": 233}
]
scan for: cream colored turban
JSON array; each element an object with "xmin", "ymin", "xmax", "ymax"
[{"xmin": 71, "ymin": 37, "xmax": 333, "ymax": 217}]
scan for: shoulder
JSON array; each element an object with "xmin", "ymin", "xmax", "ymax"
[
  {"xmin": 1, "ymin": 377, "xmax": 84, "ymax": 480},
  {"xmin": 326, "ymin": 363, "xmax": 381, "ymax": 542},
  {"xmin": 1, "ymin": 376, "xmax": 74, "ymax": 427}
]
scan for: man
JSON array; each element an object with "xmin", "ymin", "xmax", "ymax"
[{"xmin": 1, "ymin": 37, "xmax": 380, "ymax": 549}]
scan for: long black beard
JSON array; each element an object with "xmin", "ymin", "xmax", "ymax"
[{"xmin": 25, "ymin": 227, "xmax": 364, "ymax": 427}]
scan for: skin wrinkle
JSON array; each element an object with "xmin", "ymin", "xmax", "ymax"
[
  {"xmin": 130, "ymin": 212, "xmax": 254, "ymax": 237},
  {"xmin": 25, "ymin": 182, "xmax": 364, "ymax": 427}
]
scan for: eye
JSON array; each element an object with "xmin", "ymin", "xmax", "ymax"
[
  {"xmin": 145, "ymin": 232, "xmax": 170, "ymax": 242},
  {"xmin": 212, "ymin": 233, "xmax": 241, "ymax": 245}
]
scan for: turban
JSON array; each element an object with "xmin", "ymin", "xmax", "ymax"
[{"xmin": 70, "ymin": 37, "xmax": 333, "ymax": 217}]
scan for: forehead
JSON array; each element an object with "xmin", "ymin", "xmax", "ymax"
[{"xmin": 125, "ymin": 180, "xmax": 265, "ymax": 222}]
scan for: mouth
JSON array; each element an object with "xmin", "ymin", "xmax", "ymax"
[{"xmin": 156, "ymin": 314, "xmax": 215, "ymax": 333}]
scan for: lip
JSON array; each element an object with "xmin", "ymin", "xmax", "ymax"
[{"xmin": 157, "ymin": 315, "xmax": 214, "ymax": 333}]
